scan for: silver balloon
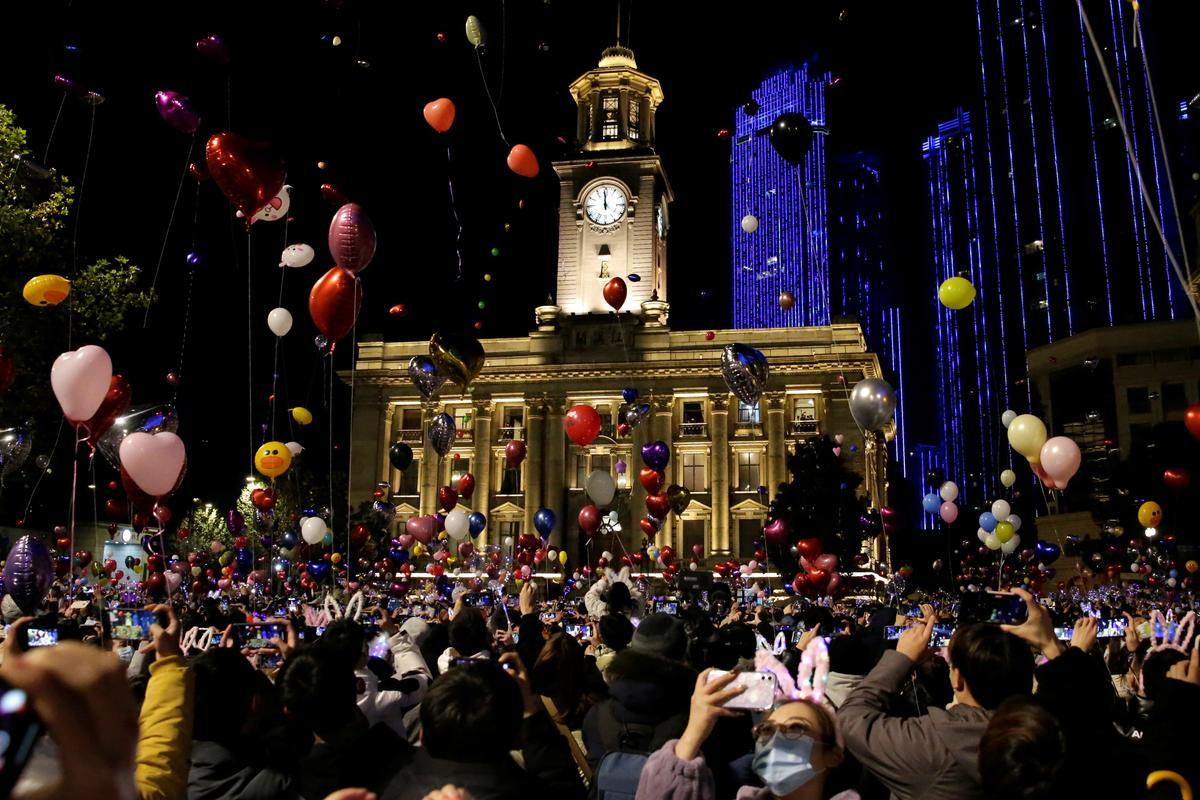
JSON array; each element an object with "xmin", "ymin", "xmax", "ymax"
[
  {"xmin": 848, "ymin": 378, "xmax": 896, "ymax": 431},
  {"xmin": 720, "ymin": 343, "xmax": 769, "ymax": 405},
  {"xmin": 429, "ymin": 412, "xmax": 456, "ymax": 458},
  {"xmin": 97, "ymin": 404, "xmax": 179, "ymax": 468},
  {"xmin": 625, "ymin": 403, "xmax": 651, "ymax": 428},
  {"xmin": 0, "ymin": 426, "xmax": 33, "ymax": 478},
  {"xmin": 407, "ymin": 356, "xmax": 447, "ymax": 401}
]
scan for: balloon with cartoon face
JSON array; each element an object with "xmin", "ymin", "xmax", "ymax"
[
  {"xmin": 280, "ymin": 243, "xmax": 315, "ymax": 268},
  {"xmin": 239, "ymin": 185, "xmax": 291, "ymax": 223},
  {"xmin": 255, "ymin": 441, "xmax": 293, "ymax": 479}
]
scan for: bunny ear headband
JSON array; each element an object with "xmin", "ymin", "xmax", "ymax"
[
  {"xmin": 1149, "ymin": 610, "xmax": 1196, "ymax": 654},
  {"xmin": 321, "ymin": 590, "xmax": 365, "ymax": 624},
  {"xmin": 756, "ymin": 636, "xmax": 831, "ymax": 705}
]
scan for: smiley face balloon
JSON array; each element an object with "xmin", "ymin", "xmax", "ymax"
[
  {"xmin": 23, "ymin": 274, "xmax": 71, "ymax": 306},
  {"xmin": 1137, "ymin": 501, "xmax": 1163, "ymax": 529},
  {"xmin": 255, "ymin": 441, "xmax": 293, "ymax": 479},
  {"xmin": 280, "ymin": 243, "xmax": 315, "ymax": 268}
]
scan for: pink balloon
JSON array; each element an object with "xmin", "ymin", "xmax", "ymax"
[
  {"xmin": 328, "ymin": 203, "xmax": 377, "ymax": 274},
  {"xmin": 939, "ymin": 501, "xmax": 959, "ymax": 523},
  {"xmin": 165, "ymin": 571, "xmax": 183, "ymax": 594},
  {"xmin": 1039, "ymin": 436, "xmax": 1081, "ymax": 483},
  {"xmin": 51, "ymin": 345, "xmax": 113, "ymax": 424},
  {"xmin": 825, "ymin": 572, "xmax": 842, "ymax": 595},
  {"xmin": 217, "ymin": 578, "xmax": 231, "ymax": 590},
  {"xmin": 397, "ymin": 534, "xmax": 414, "ymax": 548},
  {"xmin": 154, "ymin": 91, "xmax": 201, "ymax": 134},
  {"xmin": 763, "ymin": 518, "xmax": 789, "ymax": 545},
  {"xmin": 813, "ymin": 553, "xmax": 839, "ymax": 573},
  {"xmin": 119, "ymin": 432, "xmax": 186, "ymax": 498},
  {"xmin": 406, "ymin": 515, "xmax": 436, "ymax": 544}
]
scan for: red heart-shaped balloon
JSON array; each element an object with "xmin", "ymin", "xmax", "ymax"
[
  {"xmin": 796, "ymin": 537, "xmax": 823, "ymax": 560},
  {"xmin": 646, "ymin": 493, "xmax": 671, "ymax": 519},
  {"xmin": 639, "ymin": 517, "xmax": 659, "ymax": 537},
  {"xmin": 639, "ymin": 467, "xmax": 665, "ymax": 495}
]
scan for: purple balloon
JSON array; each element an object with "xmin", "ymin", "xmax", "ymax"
[
  {"xmin": 3, "ymin": 536, "xmax": 53, "ymax": 615},
  {"xmin": 641, "ymin": 440, "xmax": 670, "ymax": 472},
  {"xmin": 328, "ymin": 203, "xmax": 377, "ymax": 274},
  {"xmin": 195, "ymin": 34, "xmax": 230, "ymax": 65},
  {"xmin": 154, "ymin": 91, "xmax": 200, "ymax": 134},
  {"xmin": 226, "ymin": 510, "xmax": 246, "ymax": 535}
]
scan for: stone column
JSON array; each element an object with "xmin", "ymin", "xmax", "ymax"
[
  {"xmin": 709, "ymin": 393, "xmax": 731, "ymax": 555},
  {"xmin": 543, "ymin": 395, "xmax": 567, "ymax": 549},
  {"xmin": 651, "ymin": 393, "xmax": 674, "ymax": 549},
  {"xmin": 419, "ymin": 401, "xmax": 441, "ymax": 515},
  {"xmin": 471, "ymin": 400, "xmax": 494, "ymax": 545},
  {"xmin": 349, "ymin": 388, "xmax": 386, "ymax": 506},
  {"xmin": 523, "ymin": 399, "xmax": 546, "ymax": 536},
  {"xmin": 765, "ymin": 392, "xmax": 787, "ymax": 498}
]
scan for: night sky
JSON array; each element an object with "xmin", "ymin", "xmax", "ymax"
[{"xmin": 0, "ymin": 0, "xmax": 1194, "ymax": 520}]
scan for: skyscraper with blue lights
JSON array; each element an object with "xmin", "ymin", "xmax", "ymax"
[{"xmin": 731, "ymin": 65, "xmax": 830, "ymax": 328}]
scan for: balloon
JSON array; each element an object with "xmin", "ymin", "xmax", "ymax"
[
  {"xmin": 308, "ymin": 266, "xmax": 362, "ymax": 344},
  {"xmin": 646, "ymin": 494, "xmax": 670, "ymax": 519},
  {"xmin": 281, "ymin": 243, "xmax": 315, "ymax": 268},
  {"xmin": 796, "ymin": 538, "xmax": 822, "ymax": 559},
  {"xmin": 23, "ymin": 274, "xmax": 71, "ymax": 306},
  {"xmin": 468, "ymin": 511, "xmax": 487, "ymax": 536},
  {"xmin": 848, "ymin": 378, "xmax": 896, "ymax": 431},
  {"xmin": 195, "ymin": 34, "xmax": 230, "ymax": 64},
  {"xmin": 292, "ymin": 407, "xmax": 313, "ymax": 426},
  {"xmin": 249, "ymin": 186, "xmax": 290, "ymax": 222},
  {"xmin": 1007, "ymin": 415, "xmax": 1047, "ymax": 463},
  {"xmin": 328, "ymin": 203, "xmax": 377, "ymax": 274},
  {"xmin": 991, "ymin": 499, "xmax": 1011, "ymax": 520},
  {"xmin": 1000, "ymin": 533, "xmax": 1021, "ymax": 555},
  {"xmin": 429, "ymin": 331, "xmax": 485, "ymax": 392},
  {"xmin": 205, "ymin": 132, "xmax": 285, "ymax": 221},
  {"xmin": 507, "ymin": 144, "xmax": 539, "ymax": 178},
  {"xmin": 51, "ymin": 345, "xmax": 112, "ymax": 423},
  {"xmin": 1186, "ymin": 404, "xmax": 1200, "ymax": 440},
  {"xmin": 445, "ymin": 509, "xmax": 470, "ymax": 540},
  {"xmin": 83, "ymin": 374, "xmax": 131, "ymax": 447},
  {"xmin": 565, "ymin": 405, "xmax": 603, "ymax": 446},
  {"xmin": 979, "ymin": 512, "xmax": 997, "ymax": 532},
  {"xmin": 720, "ymin": 343, "xmax": 769, "ymax": 405},
  {"xmin": 559, "ymin": 550, "xmax": 568, "ymax": 566},
  {"xmin": 578, "ymin": 504, "xmax": 601, "ymax": 534},
  {"xmin": 505, "ymin": 439, "xmax": 526, "ymax": 468},
  {"xmin": 937, "ymin": 276, "xmax": 976, "ymax": 309},
  {"xmin": 267, "ymin": 307, "xmax": 293, "ymax": 336},
  {"xmin": 984, "ymin": 532, "xmax": 1001, "ymax": 550},
  {"xmin": 585, "ymin": 470, "xmax": 616, "ymax": 506},
  {"xmin": 939, "ymin": 481, "xmax": 959, "ymax": 502},
  {"xmin": 615, "ymin": 458, "xmax": 627, "ymax": 475},
  {"xmin": 1039, "ymin": 437, "xmax": 1081, "ymax": 485},
  {"xmin": 285, "ymin": 441, "xmax": 304, "ymax": 459},
  {"xmin": 921, "ymin": 493, "xmax": 941, "ymax": 514},
  {"xmin": 778, "ymin": 291, "xmax": 796, "ymax": 310},
  {"xmin": 1008, "ymin": 514, "xmax": 1021, "ymax": 532},
  {"xmin": 255, "ymin": 441, "xmax": 292, "ymax": 479},
  {"xmin": 423, "ymin": 98, "xmax": 456, "ymax": 133},
  {"xmin": 768, "ymin": 113, "xmax": 813, "ymax": 164},
  {"xmin": 995, "ymin": 520, "xmax": 1014, "ymax": 543},
  {"xmin": 4, "ymin": 536, "xmax": 53, "ymax": 613},
  {"xmin": 458, "ymin": 472, "xmax": 476, "ymax": 499},
  {"xmin": 301, "ymin": 517, "xmax": 327, "ymax": 545},
  {"xmin": 0, "ymin": 426, "xmax": 32, "ymax": 478},
  {"xmin": 96, "ymin": 403, "xmax": 178, "ymax": 468},
  {"xmin": 603, "ymin": 278, "xmax": 627, "ymax": 311},
  {"xmin": 1035, "ymin": 541, "xmax": 1061, "ymax": 561},
  {"xmin": 1137, "ymin": 501, "xmax": 1162, "ymax": 528},
  {"xmin": 438, "ymin": 486, "xmax": 458, "ymax": 510},
  {"xmin": 154, "ymin": 90, "xmax": 200, "ymax": 134},
  {"xmin": 1001, "ymin": 409, "xmax": 1017, "ymax": 428},
  {"xmin": 763, "ymin": 518, "xmax": 788, "ymax": 545},
  {"xmin": 938, "ymin": 502, "xmax": 958, "ymax": 523},
  {"xmin": 119, "ymin": 432, "xmax": 186, "ymax": 498},
  {"xmin": 429, "ymin": 413, "xmax": 455, "ymax": 457},
  {"xmin": 1000, "ymin": 469, "xmax": 1016, "ymax": 488},
  {"xmin": 408, "ymin": 515, "xmax": 438, "ymax": 545},
  {"xmin": 621, "ymin": 388, "xmax": 639, "ymax": 404},
  {"xmin": 465, "ymin": 14, "xmax": 486, "ymax": 47},
  {"xmin": 741, "ymin": 214, "xmax": 759, "ymax": 233},
  {"xmin": 641, "ymin": 441, "xmax": 670, "ymax": 472},
  {"xmin": 666, "ymin": 484, "xmax": 692, "ymax": 515},
  {"xmin": 407, "ymin": 355, "xmax": 447, "ymax": 401},
  {"xmin": 639, "ymin": 467, "xmax": 665, "ymax": 495},
  {"xmin": 534, "ymin": 508, "xmax": 556, "ymax": 538},
  {"xmin": 1163, "ymin": 468, "xmax": 1191, "ymax": 490},
  {"xmin": 626, "ymin": 403, "xmax": 651, "ymax": 428}
]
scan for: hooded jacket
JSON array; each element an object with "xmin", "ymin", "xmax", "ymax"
[
  {"xmin": 584, "ymin": 566, "xmax": 645, "ymax": 619},
  {"xmin": 837, "ymin": 650, "xmax": 990, "ymax": 800}
]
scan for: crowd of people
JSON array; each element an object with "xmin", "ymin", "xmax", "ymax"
[{"xmin": 0, "ymin": 566, "xmax": 1197, "ymax": 800}]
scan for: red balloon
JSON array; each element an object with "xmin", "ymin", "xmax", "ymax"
[
  {"xmin": 423, "ymin": 98, "xmax": 456, "ymax": 133},
  {"xmin": 104, "ymin": 497, "xmax": 129, "ymax": 522},
  {"xmin": 83, "ymin": 374, "xmax": 131, "ymax": 444},
  {"xmin": 796, "ymin": 537, "xmax": 823, "ymax": 560},
  {"xmin": 645, "ymin": 493, "xmax": 670, "ymax": 519},
  {"xmin": 639, "ymin": 468, "xmax": 665, "ymax": 495},
  {"xmin": 603, "ymin": 277, "xmax": 627, "ymax": 311},
  {"xmin": 309, "ymin": 266, "xmax": 362, "ymax": 345},
  {"xmin": 1164, "ymin": 468, "xmax": 1192, "ymax": 490},
  {"xmin": 692, "ymin": 543, "xmax": 704, "ymax": 559},
  {"xmin": 0, "ymin": 346, "xmax": 14, "ymax": 394},
  {"xmin": 1186, "ymin": 403, "xmax": 1200, "ymax": 441},
  {"xmin": 565, "ymin": 404, "xmax": 603, "ymax": 447},
  {"xmin": 504, "ymin": 439, "xmax": 526, "ymax": 468},
  {"xmin": 639, "ymin": 517, "xmax": 659, "ymax": 537},
  {"xmin": 328, "ymin": 203, "xmax": 377, "ymax": 274},
  {"xmin": 438, "ymin": 486, "xmax": 458, "ymax": 511},
  {"xmin": 152, "ymin": 503, "xmax": 172, "ymax": 528},
  {"xmin": 578, "ymin": 504, "xmax": 601, "ymax": 534},
  {"xmin": 321, "ymin": 183, "xmax": 349, "ymax": 205},
  {"xmin": 792, "ymin": 572, "xmax": 809, "ymax": 594},
  {"xmin": 205, "ymin": 132, "xmax": 285, "ymax": 222},
  {"xmin": 659, "ymin": 545, "xmax": 675, "ymax": 564},
  {"xmin": 121, "ymin": 467, "xmax": 157, "ymax": 514},
  {"xmin": 617, "ymin": 423, "xmax": 631, "ymax": 437},
  {"xmin": 507, "ymin": 144, "xmax": 539, "ymax": 178},
  {"xmin": 763, "ymin": 518, "xmax": 789, "ymax": 546},
  {"xmin": 389, "ymin": 304, "xmax": 408, "ymax": 317},
  {"xmin": 458, "ymin": 472, "xmax": 476, "ymax": 499}
]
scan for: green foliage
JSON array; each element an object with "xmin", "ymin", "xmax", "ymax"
[{"xmin": 180, "ymin": 505, "xmax": 231, "ymax": 554}]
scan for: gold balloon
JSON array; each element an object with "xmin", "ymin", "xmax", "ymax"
[
  {"xmin": 23, "ymin": 274, "xmax": 71, "ymax": 306},
  {"xmin": 291, "ymin": 407, "xmax": 313, "ymax": 425},
  {"xmin": 465, "ymin": 15, "xmax": 486, "ymax": 47},
  {"xmin": 938, "ymin": 276, "xmax": 976, "ymax": 310},
  {"xmin": 1137, "ymin": 501, "xmax": 1162, "ymax": 528},
  {"xmin": 1007, "ymin": 414, "xmax": 1047, "ymax": 463},
  {"xmin": 255, "ymin": 440, "xmax": 293, "ymax": 479},
  {"xmin": 666, "ymin": 484, "xmax": 693, "ymax": 515},
  {"xmin": 778, "ymin": 291, "xmax": 796, "ymax": 310},
  {"xmin": 429, "ymin": 331, "xmax": 485, "ymax": 392}
]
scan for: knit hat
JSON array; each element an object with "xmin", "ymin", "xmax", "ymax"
[{"xmin": 630, "ymin": 612, "xmax": 687, "ymax": 660}]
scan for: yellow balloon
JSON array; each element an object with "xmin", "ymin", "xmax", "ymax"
[
  {"xmin": 1007, "ymin": 415, "xmax": 1047, "ymax": 463},
  {"xmin": 995, "ymin": 520, "xmax": 1014, "ymax": 543},
  {"xmin": 411, "ymin": 542, "xmax": 424, "ymax": 558},
  {"xmin": 1137, "ymin": 501, "xmax": 1163, "ymax": 529},
  {"xmin": 331, "ymin": 553, "xmax": 342, "ymax": 564},
  {"xmin": 23, "ymin": 274, "xmax": 71, "ymax": 306},
  {"xmin": 255, "ymin": 441, "xmax": 293, "ymax": 478},
  {"xmin": 291, "ymin": 407, "xmax": 313, "ymax": 426},
  {"xmin": 938, "ymin": 276, "xmax": 976, "ymax": 310},
  {"xmin": 558, "ymin": 550, "xmax": 568, "ymax": 565},
  {"xmin": 1000, "ymin": 469, "xmax": 1017, "ymax": 488},
  {"xmin": 465, "ymin": 15, "xmax": 486, "ymax": 47}
]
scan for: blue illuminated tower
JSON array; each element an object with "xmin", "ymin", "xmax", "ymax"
[{"xmin": 731, "ymin": 65, "xmax": 830, "ymax": 328}]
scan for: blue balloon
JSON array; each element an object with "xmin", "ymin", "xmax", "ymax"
[
  {"xmin": 1034, "ymin": 541, "xmax": 1061, "ymax": 562},
  {"xmin": 627, "ymin": 273, "xmax": 641, "ymax": 282},
  {"xmin": 534, "ymin": 507, "xmax": 556, "ymax": 538},
  {"xmin": 468, "ymin": 511, "xmax": 487, "ymax": 536},
  {"xmin": 921, "ymin": 493, "xmax": 941, "ymax": 514},
  {"xmin": 622, "ymin": 387, "xmax": 639, "ymax": 404},
  {"xmin": 281, "ymin": 530, "xmax": 298, "ymax": 549},
  {"xmin": 389, "ymin": 548, "xmax": 410, "ymax": 564},
  {"xmin": 978, "ymin": 512, "xmax": 997, "ymax": 533},
  {"xmin": 308, "ymin": 561, "xmax": 331, "ymax": 581}
]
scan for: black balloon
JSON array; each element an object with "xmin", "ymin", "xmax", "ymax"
[
  {"xmin": 389, "ymin": 441, "xmax": 414, "ymax": 471},
  {"xmin": 769, "ymin": 113, "xmax": 813, "ymax": 165}
]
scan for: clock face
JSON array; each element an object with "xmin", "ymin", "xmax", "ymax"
[{"xmin": 584, "ymin": 185, "xmax": 627, "ymax": 226}]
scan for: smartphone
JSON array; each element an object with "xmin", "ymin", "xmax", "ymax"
[
  {"xmin": 960, "ymin": 592, "xmax": 1028, "ymax": 625},
  {"xmin": 885, "ymin": 625, "xmax": 905, "ymax": 641},
  {"xmin": 368, "ymin": 633, "xmax": 390, "ymax": 660},
  {"xmin": 387, "ymin": 598, "xmax": 404, "ymax": 613},
  {"xmin": 109, "ymin": 608, "xmax": 159, "ymax": 641},
  {"xmin": 24, "ymin": 627, "xmax": 59, "ymax": 648},
  {"xmin": 706, "ymin": 670, "xmax": 778, "ymax": 711},
  {"xmin": 466, "ymin": 593, "xmax": 493, "ymax": 608},
  {"xmin": 565, "ymin": 623, "xmax": 593, "ymax": 640},
  {"xmin": 1080, "ymin": 601, "xmax": 1097, "ymax": 618},
  {"xmin": 1096, "ymin": 618, "xmax": 1128, "ymax": 639},
  {"xmin": 791, "ymin": 629, "xmax": 806, "ymax": 644},
  {"xmin": 1054, "ymin": 627, "xmax": 1074, "ymax": 641},
  {"xmin": 232, "ymin": 623, "xmax": 286, "ymax": 649},
  {"xmin": 250, "ymin": 612, "xmax": 269, "ymax": 622},
  {"xmin": 0, "ymin": 677, "xmax": 44, "ymax": 797},
  {"xmin": 930, "ymin": 624, "xmax": 955, "ymax": 648},
  {"xmin": 314, "ymin": 625, "xmax": 326, "ymax": 638},
  {"xmin": 211, "ymin": 632, "xmax": 224, "ymax": 647},
  {"xmin": 654, "ymin": 600, "xmax": 679, "ymax": 615},
  {"xmin": 540, "ymin": 611, "xmax": 557, "ymax": 623}
]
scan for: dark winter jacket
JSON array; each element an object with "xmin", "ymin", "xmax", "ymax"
[{"xmin": 187, "ymin": 740, "xmax": 293, "ymax": 800}]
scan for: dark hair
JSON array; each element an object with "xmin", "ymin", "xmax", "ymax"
[
  {"xmin": 278, "ymin": 648, "xmax": 358, "ymax": 739},
  {"xmin": 948, "ymin": 624, "xmax": 1034, "ymax": 709},
  {"xmin": 448, "ymin": 608, "xmax": 490, "ymax": 656},
  {"xmin": 1141, "ymin": 648, "xmax": 1188, "ymax": 700},
  {"xmin": 531, "ymin": 634, "xmax": 607, "ymax": 725},
  {"xmin": 192, "ymin": 648, "xmax": 260, "ymax": 742},
  {"xmin": 828, "ymin": 634, "xmax": 875, "ymax": 676},
  {"xmin": 800, "ymin": 606, "xmax": 835, "ymax": 636},
  {"xmin": 979, "ymin": 697, "xmax": 1064, "ymax": 800},
  {"xmin": 605, "ymin": 581, "xmax": 632, "ymax": 615},
  {"xmin": 420, "ymin": 661, "xmax": 523, "ymax": 760},
  {"xmin": 320, "ymin": 619, "xmax": 367, "ymax": 670},
  {"xmin": 599, "ymin": 613, "xmax": 634, "ymax": 651}
]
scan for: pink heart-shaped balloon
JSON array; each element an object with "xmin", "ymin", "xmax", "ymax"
[
  {"xmin": 165, "ymin": 572, "xmax": 183, "ymax": 593},
  {"xmin": 763, "ymin": 518, "xmax": 789, "ymax": 545},
  {"xmin": 397, "ymin": 533, "xmax": 414, "ymax": 548},
  {"xmin": 119, "ymin": 431, "xmax": 186, "ymax": 497},
  {"xmin": 813, "ymin": 553, "xmax": 839, "ymax": 573},
  {"xmin": 51, "ymin": 345, "xmax": 113, "ymax": 423},
  {"xmin": 406, "ymin": 515, "xmax": 435, "ymax": 544},
  {"xmin": 217, "ymin": 578, "xmax": 231, "ymax": 590}
]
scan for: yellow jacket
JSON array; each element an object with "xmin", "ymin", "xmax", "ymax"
[{"xmin": 136, "ymin": 655, "xmax": 194, "ymax": 800}]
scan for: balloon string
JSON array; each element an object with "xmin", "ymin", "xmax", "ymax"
[
  {"xmin": 271, "ymin": 215, "xmax": 290, "ymax": 442},
  {"xmin": 496, "ymin": 0, "xmax": 507, "ymax": 106},
  {"xmin": 328, "ymin": 355, "xmax": 334, "ymax": 542},
  {"xmin": 173, "ymin": 181, "xmax": 203, "ymax": 406},
  {"xmin": 445, "ymin": 146, "xmax": 465, "ymax": 281},
  {"xmin": 71, "ymin": 102, "xmax": 97, "ymax": 276},
  {"xmin": 144, "ymin": 131, "xmax": 197, "ymax": 328},
  {"xmin": 248, "ymin": 232, "xmax": 254, "ymax": 475},
  {"xmin": 43, "ymin": 93, "xmax": 66, "ymax": 165},
  {"xmin": 346, "ymin": 318, "xmax": 358, "ymax": 565},
  {"xmin": 21, "ymin": 419, "xmax": 65, "ymax": 524},
  {"xmin": 474, "ymin": 47, "xmax": 511, "ymax": 148},
  {"xmin": 68, "ymin": 428, "xmax": 87, "ymax": 579},
  {"xmin": 90, "ymin": 453, "xmax": 98, "ymax": 535}
]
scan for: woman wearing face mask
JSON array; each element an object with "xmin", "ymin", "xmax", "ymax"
[{"xmin": 635, "ymin": 669, "xmax": 858, "ymax": 800}]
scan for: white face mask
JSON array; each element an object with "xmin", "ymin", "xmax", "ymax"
[{"xmin": 752, "ymin": 732, "xmax": 823, "ymax": 796}]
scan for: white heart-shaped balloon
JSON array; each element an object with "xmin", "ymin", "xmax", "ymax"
[
  {"xmin": 119, "ymin": 431, "xmax": 186, "ymax": 497},
  {"xmin": 50, "ymin": 345, "xmax": 112, "ymax": 423}
]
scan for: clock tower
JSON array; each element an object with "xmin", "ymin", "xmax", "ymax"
[{"xmin": 550, "ymin": 46, "xmax": 673, "ymax": 322}]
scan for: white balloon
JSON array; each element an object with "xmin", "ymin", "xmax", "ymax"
[
  {"xmin": 939, "ymin": 481, "xmax": 959, "ymax": 502},
  {"xmin": 1001, "ymin": 533, "xmax": 1021, "ymax": 555},
  {"xmin": 985, "ymin": 532, "xmax": 1001, "ymax": 550},
  {"xmin": 1007, "ymin": 513, "xmax": 1021, "ymax": 532},
  {"xmin": 267, "ymin": 307, "xmax": 293, "ymax": 336},
  {"xmin": 280, "ymin": 243, "xmax": 315, "ymax": 268},
  {"xmin": 977, "ymin": 528, "xmax": 989, "ymax": 543},
  {"xmin": 254, "ymin": 185, "xmax": 291, "ymax": 222},
  {"xmin": 286, "ymin": 441, "xmax": 305, "ymax": 457},
  {"xmin": 585, "ymin": 469, "xmax": 616, "ymax": 507},
  {"xmin": 502, "ymin": 536, "xmax": 513, "ymax": 548},
  {"xmin": 1000, "ymin": 469, "xmax": 1017, "ymax": 488},
  {"xmin": 991, "ymin": 499, "xmax": 1011, "ymax": 521},
  {"xmin": 301, "ymin": 516, "xmax": 327, "ymax": 544},
  {"xmin": 601, "ymin": 550, "xmax": 614, "ymax": 561},
  {"xmin": 445, "ymin": 509, "xmax": 470, "ymax": 540},
  {"xmin": 1001, "ymin": 409, "xmax": 1017, "ymax": 428},
  {"xmin": 741, "ymin": 214, "xmax": 759, "ymax": 233}
]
